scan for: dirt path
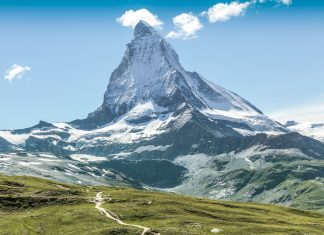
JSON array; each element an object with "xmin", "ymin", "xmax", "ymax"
[{"xmin": 94, "ymin": 192, "xmax": 158, "ymax": 235}]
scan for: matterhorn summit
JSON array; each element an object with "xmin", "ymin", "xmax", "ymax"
[{"xmin": 72, "ymin": 20, "xmax": 286, "ymax": 135}]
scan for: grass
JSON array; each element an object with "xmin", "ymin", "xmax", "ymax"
[{"xmin": 1, "ymin": 174, "xmax": 324, "ymax": 235}]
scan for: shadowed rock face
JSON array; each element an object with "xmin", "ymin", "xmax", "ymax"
[
  {"xmin": 94, "ymin": 159, "xmax": 187, "ymax": 188},
  {"xmin": 12, "ymin": 121, "xmax": 56, "ymax": 135},
  {"xmin": 0, "ymin": 137, "xmax": 16, "ymax": 152}
]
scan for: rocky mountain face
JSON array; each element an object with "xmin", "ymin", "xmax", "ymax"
[{"xmin": 0, "ymin": 21, "xmax": 323, "ymax": 211}]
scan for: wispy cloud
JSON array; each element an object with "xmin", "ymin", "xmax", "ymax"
[
  {"xmin": 166, "ymin": 13, "xmax": 203, "ymax": 39},
  {"xmin": 269, "ymin": 102, "xmax": 324, "ymax": 124},
  {"xmin": 201, "ymin": 2, "xmax": 251, "ymax": 23},
  {"xmin": 253, "ymin": 0, "xmax": 293, "ymax": 6},
  {"xmin": 116, "ymin": 9, "xmax": 163, "ymax": 29},
  {"xmin": 4, "ymin": 64, "xmax": 31, "ymax": 82}
]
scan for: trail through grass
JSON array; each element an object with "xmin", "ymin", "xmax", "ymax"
[{"xmin": 94, "ymin": 192, "xmax": 158, "ymax": 235}]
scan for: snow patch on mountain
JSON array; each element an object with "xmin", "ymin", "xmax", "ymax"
[
  {"xmin": 201, "ymin": 108, "xmax": 286, "ymax": 135},
  {"xmin": 134, "ymin": 144, "xmax": 172, "ymax": 153},
  {"xmin": 70, "ymin": 154, "xmax": 107, "ymax": 162},
  {"xmin": 0, "ymin": 131, "xmax": 29, "ymax": 145}
]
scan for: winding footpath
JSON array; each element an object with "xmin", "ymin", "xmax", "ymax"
[{"xmin": 94, "ymin": 192, "xmax": 157, "ymax": 235}]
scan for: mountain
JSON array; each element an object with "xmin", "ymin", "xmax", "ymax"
[
  {"xmin": 0, "ymin": 21, "xmax": 323, "ymax": 212},
  {"xmin": 285, "ymin": 121, "xmax": 324, "ymax": 142}
]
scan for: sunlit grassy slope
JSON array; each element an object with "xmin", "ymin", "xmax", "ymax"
[{"xmin": 0, "ymin": 174, "xmax": 323, "ymax": 235}]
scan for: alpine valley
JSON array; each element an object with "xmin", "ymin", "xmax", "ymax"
[{"xmin": 1, "ymin": 21, "xmax": 323, "ymax": 214}]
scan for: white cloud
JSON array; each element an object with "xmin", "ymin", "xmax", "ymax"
[
  {"xmin": 116, "ymin": 9, "xmax": 163, "ymax": 29},
  {"xmin": 202, "ymin": 1, "xmax": 251, "ymax": 23},
  {"xmin": 252, "ymin": 0, "xmax": 292, "ymax": 5},
  {"xmin": 166, "ymin": 13, "xmax": 203, "ymax": 40},
  {"xmin": 4, "ymin": 64, "xmax": 31, "ymax": 82},
  {"xmin": 280, "ymin": 0, "xmax": 292, "ymax": 5}
]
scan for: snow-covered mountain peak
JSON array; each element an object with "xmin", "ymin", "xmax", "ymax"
[
  {"xmin": 70, "ymin": 22, "xmax": 287, "ymax": 135},
  {"xmin": 128, "ymin": 20, "xmax": 182, "ymax": 72}
]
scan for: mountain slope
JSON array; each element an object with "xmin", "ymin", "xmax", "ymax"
[{"xmin": 1, "ymin": 174, "xmax": 324, "ymax": 235}]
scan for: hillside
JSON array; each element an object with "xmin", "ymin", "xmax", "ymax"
[{"xmin": 1, "ymin": 174, "xmax": 324, "ymax": 235}]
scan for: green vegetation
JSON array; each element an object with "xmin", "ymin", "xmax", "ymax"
[
  {"xmin": 1, "ymin": 174, "xmax": 324, "ymax": 235},
  {"xmin": 228, "ymin": 161, "xmax": 324, "ymax": 213}
]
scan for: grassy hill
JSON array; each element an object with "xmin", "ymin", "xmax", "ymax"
[{"xmin": 0, "ymin": 174, "xmax": 324, "ymax": 235}]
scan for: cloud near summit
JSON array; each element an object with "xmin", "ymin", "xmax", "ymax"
[
  {"xmin": 201, "ymin": 1, "xmax": 251, "ymax": 23},
  {"xmin": 116, "ymin": 9, "xmax": 163, "ymax": 29},
  {"xmin": 166, "ymin": 13, "xmax": 203, "ymax": 39}
]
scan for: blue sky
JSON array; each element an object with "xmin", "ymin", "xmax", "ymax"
[{"xmin": 0, "ymin": 0, "xmax": 323, "ymax": 129}]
